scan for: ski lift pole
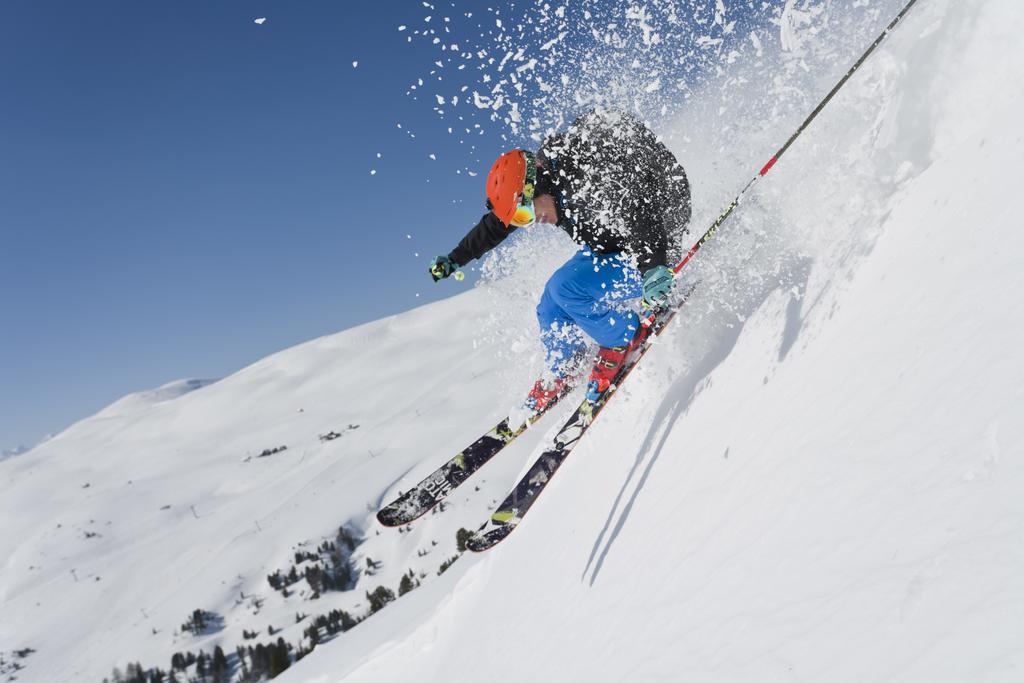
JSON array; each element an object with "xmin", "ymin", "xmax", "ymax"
[{"xmin": 672, "ymin": 0, "xmax": 922, "ymax": 275}]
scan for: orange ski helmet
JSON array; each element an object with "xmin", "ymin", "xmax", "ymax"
[{"xmin": 486, "ymin": 149, "xmax": 536, "ymax": 227}]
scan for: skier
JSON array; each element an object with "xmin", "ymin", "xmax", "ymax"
[{"xmin": 429, "ymin": 108, "xmax": 691, "ymax": 409}]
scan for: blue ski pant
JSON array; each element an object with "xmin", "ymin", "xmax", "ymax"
[{"xmin": 536, "ymin": 249, "xmax": 643, "ymax": 374}]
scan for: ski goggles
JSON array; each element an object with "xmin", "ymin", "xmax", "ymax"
[
  {"xmin": 508, "ymin": 151, "xmax": 538, "ymax": 227},
  {"xmin": 510, "ymin": 201, "xmax": 536, "ymax": 228}
]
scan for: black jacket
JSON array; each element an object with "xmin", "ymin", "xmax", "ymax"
[{"xmin": 448, "ymin": 109, "xmax": 691, "ymax": 273}]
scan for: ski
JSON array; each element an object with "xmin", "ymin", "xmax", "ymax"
[
  {"xmin": 376, "ymin": 388, "xmax": 571, "ymax": 527},
  {"xmin": 466, "ymin": 281, "xmax": 699, "ymax": 551}
]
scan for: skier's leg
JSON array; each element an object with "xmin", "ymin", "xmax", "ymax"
[
  {"xmin": 546, "ymin": 250, "xmax": 643, "ymax": 349},
  {"xmin": 536, "ymin": 261, "xmax": 588, "ymax": 375}
]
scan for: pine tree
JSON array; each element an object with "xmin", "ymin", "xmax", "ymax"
[
  {"xmin": 337, "ymin": 526, "xmax": 358, "ymax": 552},
  {"xmin": 438, "ymin": 555, "xmax": 459, "ymax": 575},
  {"xmin": 456, "ymin": 527, "xmax": 473, "ymax": 552},
  {"xmin": 235, "ymin": 645, "xmax": 249, "ymax": 680},
  {"xmin": 340, "ymin": 610, "xmax": 357, "ymax": 631},
  {"xmin": 398, "ymin": 571, "xmax": 415, "ymax": 596},
  {"xmin": 125, "ymin": 662, "xmax": 145, "ymax": 683},
  {"xmin": 268, "ymin": 638, "xmax": 290, "ymax": 676},
  {"xmin": 249, "ymin": 643, "xmax": 265, "ymax": 677},
  {"xmin": 305, "ymin": 565, "xmax": 323, "ymax": 594},
  {"xmin": 211, "ymin": 646, "xmax": 229, "ymax": 683},
  {"xmin": 366, "ymin": 585, "xmax": 396, "ymax": 614}
]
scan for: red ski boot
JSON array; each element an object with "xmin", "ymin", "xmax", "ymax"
[
  {"xmin": 585, "ymin": 320, "xmax": 652, "ymax": 401},
  {"xmin": 525, "ymin": 377, "xmax": 569, "ymax": 413}
]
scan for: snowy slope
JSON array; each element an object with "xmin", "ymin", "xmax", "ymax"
[
  {"xmin": 0, "ymin": 278, "xmax": 590, "ymax": 681},
  {"xmin": 280, "ymin": 0, "xmax": 1024, "ymax": 681},
  {"xmin": 2, "ymin": 0, "xmax": 1022, "ymax": 682}
]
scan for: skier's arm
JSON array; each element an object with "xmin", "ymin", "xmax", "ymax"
[{"xmin": 447, "ymin": 211, "xmax": 518, "ymax": 266}]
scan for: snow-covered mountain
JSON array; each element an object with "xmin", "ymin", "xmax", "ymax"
[
  {"xmin": 1, "ymin": 446, "xmax": 31, "ymax": 463},
  {"xmin": 2, "ymin": 0, "xmax": 1022, "ymax": 681},
  {"xmin": 90, "ymin": 379, "xmax": 220, "ymax": 421}
]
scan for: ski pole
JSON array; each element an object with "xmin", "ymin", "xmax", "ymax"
[{"xmin": 671, "ymin": 0, "xmax": 922, "ymax": 275}]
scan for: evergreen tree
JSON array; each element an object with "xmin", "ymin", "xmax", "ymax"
[
  {"xmin": 211, "ymin": 646, "xmax": 229, "ymax": 683},
  {"xmin": 305, "ymin": 565, "xmax": 323, "ymax": 594},
  {"xmin": 398, "ymin": 572, "xmax": 415, "ymax": 596},
  {"xmin": 438, "ymin": 555, "xmax": 459, "ymax": 575},
  {"xmin": 366, "ymin": 585, "xmax": 396, "ymax": 614},
  {"xmin": 337, "ymin": 526, "xmax": 358, "ymax": 552},
  {"xmin": 125, "ymin": 662, "xmax": 145, "ymax": 683},
  {"xmin": 456, "ymin": 528, "xmax": 473, "ymax": 552},
  {"xmin": 253, "ymin": 643, "xmax": 268, "ymax": 676},
  {"xmin": 340, "ymin": 610, "xmax": 357, "ymax": 631},
  {"xmin": 268, "ymin": 638, "xmax": 290, "ymax": 676},
  {"xmin": 235, "ymin": 646, "xmax": 249, "ymax": 680}
]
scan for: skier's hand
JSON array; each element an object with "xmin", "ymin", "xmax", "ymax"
[
  {"xmin": 641, "ymin": 265, "xmax": 674, "ymax": 308},
  {"xmin": 429, "ymin": 255, "xmax": 461, "ymax": 281}
]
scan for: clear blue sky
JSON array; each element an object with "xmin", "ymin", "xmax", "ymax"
[
  {"xmin": 0, "ymin": 1, "xmax": 520, "ymax": 450},
  {"xmin": 0, "ymin": 0, "xmax": 766, "ymax": 450}
]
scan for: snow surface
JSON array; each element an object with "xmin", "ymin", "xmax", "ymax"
[{"xmin": 2, "ymin": 0, "xmax": 1022, "ymax": 681}]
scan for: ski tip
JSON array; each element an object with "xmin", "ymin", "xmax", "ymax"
[
  {"xmin": 466, "ymin": 521, "xmax": 516, "ymax": 552},
  {"xmin": 376, "ymin": 509, "xmax": 401, "ymax": 527},
  {"xmin": 466, "ymin": 530, "xmax": 503, "ymax": 552},
  {"xmin": 376, "ymin": 506, "xmax": 419, "ymax": 527}
]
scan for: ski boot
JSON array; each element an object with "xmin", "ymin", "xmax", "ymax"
[
  {"xmin": 505, "ymin": 376, "xmax": 570, "ymax": 430},
  {"xmin": 525, "ymin": 377, "xmax": 570, "ymax": 413},
  {"xmin": 585, "ymin": 320, "xmax": 652, "ymax": 402}
]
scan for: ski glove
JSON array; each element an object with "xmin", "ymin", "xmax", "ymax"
[
  {"xmin": 642, "ymin": 265, "xmax": 675, "ymax": 308},
  {"xmin": 429, "ymin": 255, "xmax": 459, "ymax": 281}
]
